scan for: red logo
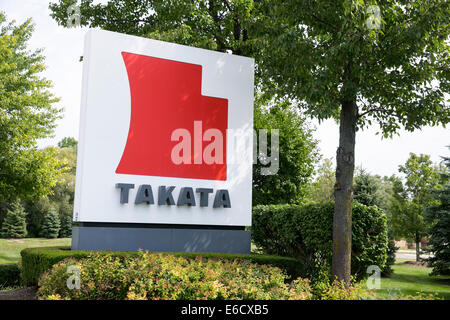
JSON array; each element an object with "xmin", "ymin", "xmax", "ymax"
[{"xmin": 116, "ymin": 52, "xmax": 228, "ymax": 180}]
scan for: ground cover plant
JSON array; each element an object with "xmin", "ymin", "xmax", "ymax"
[{"xmin": 37, "ymin": 251, "xmax": 313, "ymax": 300}]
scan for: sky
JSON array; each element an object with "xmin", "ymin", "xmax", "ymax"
[{"xmin": 1, "ymin": 0, "xmax": 449, "ymax": 178}]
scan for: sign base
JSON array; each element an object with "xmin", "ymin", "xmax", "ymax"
[{"xmin": 71, "ymin": 223, "xmax": 251, "ymax": 254}]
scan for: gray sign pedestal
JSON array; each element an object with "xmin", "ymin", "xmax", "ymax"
[{"xmin": 71, "ymin": 223, "xmax": 251, "ymax": 254}]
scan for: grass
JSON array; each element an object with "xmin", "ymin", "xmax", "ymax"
[
  {"xmin": 369, "ymin": 259, "xmax": 450, "ymax": 300},
  {"xmin": 0, "ymin": 238, "xmax": 71, "ymax": 264}
]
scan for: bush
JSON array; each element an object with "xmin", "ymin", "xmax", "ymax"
[
  {"xmin": 20, "ymin": 246, "xmax": 303, "ymax": 286},
  {"xmin": 39, "ymin": 208, "xmax": 60, "ymax": 238},
  {"xmin": 37, "ymin": 251, "xmax": 313, "ymax": 300},
  {"xmin": 0, "ymin": 202, "xmax": 27, "ymax": 238},
  {"xmin": 319, "ymin": 279, "xmax": 372, "ymax": 300},
  {"xmin": 0, "ymin": 263, "xmax": 21, "ymax": 287},
  {"xmin": 252, "ymin": 202, "xmax": 388, "ymax": 282},
  {"xmin": 382, "ymin": 240, "xmax": 398, "ymax": 276},
  {"xmin": 20, "ymin": 246, "xmax": 128, "ymax": 286}
]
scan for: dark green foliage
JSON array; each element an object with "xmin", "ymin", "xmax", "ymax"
[
  {"xmin": 59, "ymin": 214, "xmax": 72, "ymax": 238},
  {"xmin": 352, "ymin": 170, "xmax": 397, "ymax": 276},
  {"xmin": 252, "ymin": 202, "xmax": 388, "ymax": 281},
  {"xmin": 21, "ymin": 246, "xmax": 93, "ymax": 286},
  {"xmin": 425, "ymin": 154, "xmax": 450, "ymax": 275},
  {"xmin": 23, "ymin": 197, "xmax": 53, "ymax": 238},
  {"xmin": 0, "ymin": 202, "xmax": 27, "ymax": 239},
  {"xmin": 39, "ymin": 208, "xmax": 60, "ymax": 239},
  {"xmin": 253, "ymin": 97, "xmax": 319, "ymax": 205},
  {"xmin": 353, "ymin": 170, "xmax": 384, "ymax": 207},
  {"xmin": 382, "ymin": 240, "xmax": 398, "ymax": 277},
  {"xmin": 0, "ymin": 263, "xmax": 21, "ymax": 287},
  {"xmin": 20, "ymin": 246, "xmax": 303, "ymax": 286}
]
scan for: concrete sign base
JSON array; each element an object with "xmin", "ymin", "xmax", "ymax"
[{"xmin": 71, "ymin": 223, "xmax": 251, "ymax": 254}]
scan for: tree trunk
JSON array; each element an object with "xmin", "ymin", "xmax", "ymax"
[{"xmin": 332, "ymin": 99, "xmax": 357, "ymax": 286}]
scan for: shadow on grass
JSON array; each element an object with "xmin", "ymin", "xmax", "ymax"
[{"xmin": 376, "ymin": 262, "xmax": 450, "ymax": 300}]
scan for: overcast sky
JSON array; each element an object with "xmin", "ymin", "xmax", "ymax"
[{"xmin": 2, "ymin": 0, "xmax": 449, "ymax": 177}]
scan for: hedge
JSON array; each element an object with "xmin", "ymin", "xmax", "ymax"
[
  {"xmin": 0, "ymin": 263, "xmax": 21, "ymax": 287},
  {"xmin": 37, "ymin": 252, "xmax": 313, "ymax": 300},
  {"xmin": 20, "ymin": 246, "xmax": 304, "ymax": 286},
  {"xmin": 252, "ymin": 202, "xmax": 389, "ymax": 282}
]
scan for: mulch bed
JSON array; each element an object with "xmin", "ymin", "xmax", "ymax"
[{"xmin": 0, "ymin": 287, "xmax": 37, "ymax": 300}]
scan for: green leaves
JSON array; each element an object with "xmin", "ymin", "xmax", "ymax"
[
  {"xmin": 253, "ymin": 96, "xmax": 319, "ymax": 205},
  {"xmin": 0, "ymin": 13, "xmax": 63, "ymax": 202},
  {"xmin": 251, "ymin": 202, "xmax": 388, "ymax": 282},
  {"xmin": 389, "ymin": 153, "xmax": 442, "ymax": 248},
  {"xmin": 254, "ymin": 0, "xmax": 449, "ymax": 135},
  {"xmin": 37, "ymin": 251, "xmax": 314, "ymax": 300}
]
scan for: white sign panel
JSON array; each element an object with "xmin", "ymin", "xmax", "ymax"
[{"xmin": 74, "ymin": 29, "xmax": 254, "ymax": 226}]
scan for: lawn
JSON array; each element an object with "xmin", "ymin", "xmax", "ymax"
[
  {"xmin": 369, "ymin": 259, "xmax": 450, "ymax": 300},
  {"xmin": 0, "ymin": 238, "xmax": 71, "ymax": 264}
]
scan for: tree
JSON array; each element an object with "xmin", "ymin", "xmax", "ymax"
[
  {"xmin": 0, "ymin": 13, "xmax": 63, "ymax": 203},
  {"xmin": 253, "ymin": 0, "xmax": 449, "ymax": 284},
  {"xmin": 49, "ymin": 0, "xmax": 450, "ymax": 284},
  {"xmin": 305, "ymin": 158, "xmax": 336, "ymax": 203},
  {"xmin": 0, "ymin": 202, "xmax": 27, "ymax": 238},
  {"xmin": 390, "ymin": 153, "xmax": 441, "ymax": 261},
  {"xmin": 353, "ymin": 168, "xmax": 391, "ymax": 208},
  {"xmin": 59, "ymin": 213, "xmax": 73, "ymax": 238},
  {"xmin": 49, "ymin": 0, "xmax": 256, "ymax": 56},
  {"xmin": 57, "ymin": 137, "xmax": 78, "ymax": 151},
  {"xmin": 253, "ymin": 96, "xmax": 319, "ymax": 205},
  {"xmin": 23, "ymin": 196, "xmax": 53, "ymax": 238},
  {"xmin": 23, "ymin": 140, "xmax": 76, "ymax": 237},
  {"xmin": 40, "ymin": 208, "xmax": 61, "ymax": 239},
  {"xmin": 425, "ymin": 151, "xmax": 450, "ymax": 275},
  {"xmin": 352, "ymin": 169, "xmax": 398, "ymax": 275},
  {"xmin": 51, "ymin": 140, "xmax": 77, "ymax": 205}
]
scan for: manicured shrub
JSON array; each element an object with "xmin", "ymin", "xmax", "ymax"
[
  {"xmin": 252, "ymin": 202, "xmax": 388, "ymax": 282},
  {"xmin": 21, "ymin": 246, "xmax": 91, "ymax": 286},
  {"xmin": 0, "ymin": 263, "xmax": 21, "ymax": 287},
  {"xmin": 39, "ymin": 208, "xmax": 60, "ymax": 238},
  {"xmin": 0, "ymin": 202, "xmax": 28, "ymax": 238},
  {"xmin": 37, "ymin": 251, "xmax": 313, "ymax": 300},
  {"xmin": 20, "ymin": 246, "xmax": 303, "ymax": 286}
]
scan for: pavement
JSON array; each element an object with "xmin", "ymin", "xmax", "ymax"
[{"xmin": 395, "ymin": 250, "xmax": 432, "ymax": 260}]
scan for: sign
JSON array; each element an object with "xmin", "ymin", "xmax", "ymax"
[{"xmin": 74, "ymin": 29, "xmax": 254, "ymax": 227}]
